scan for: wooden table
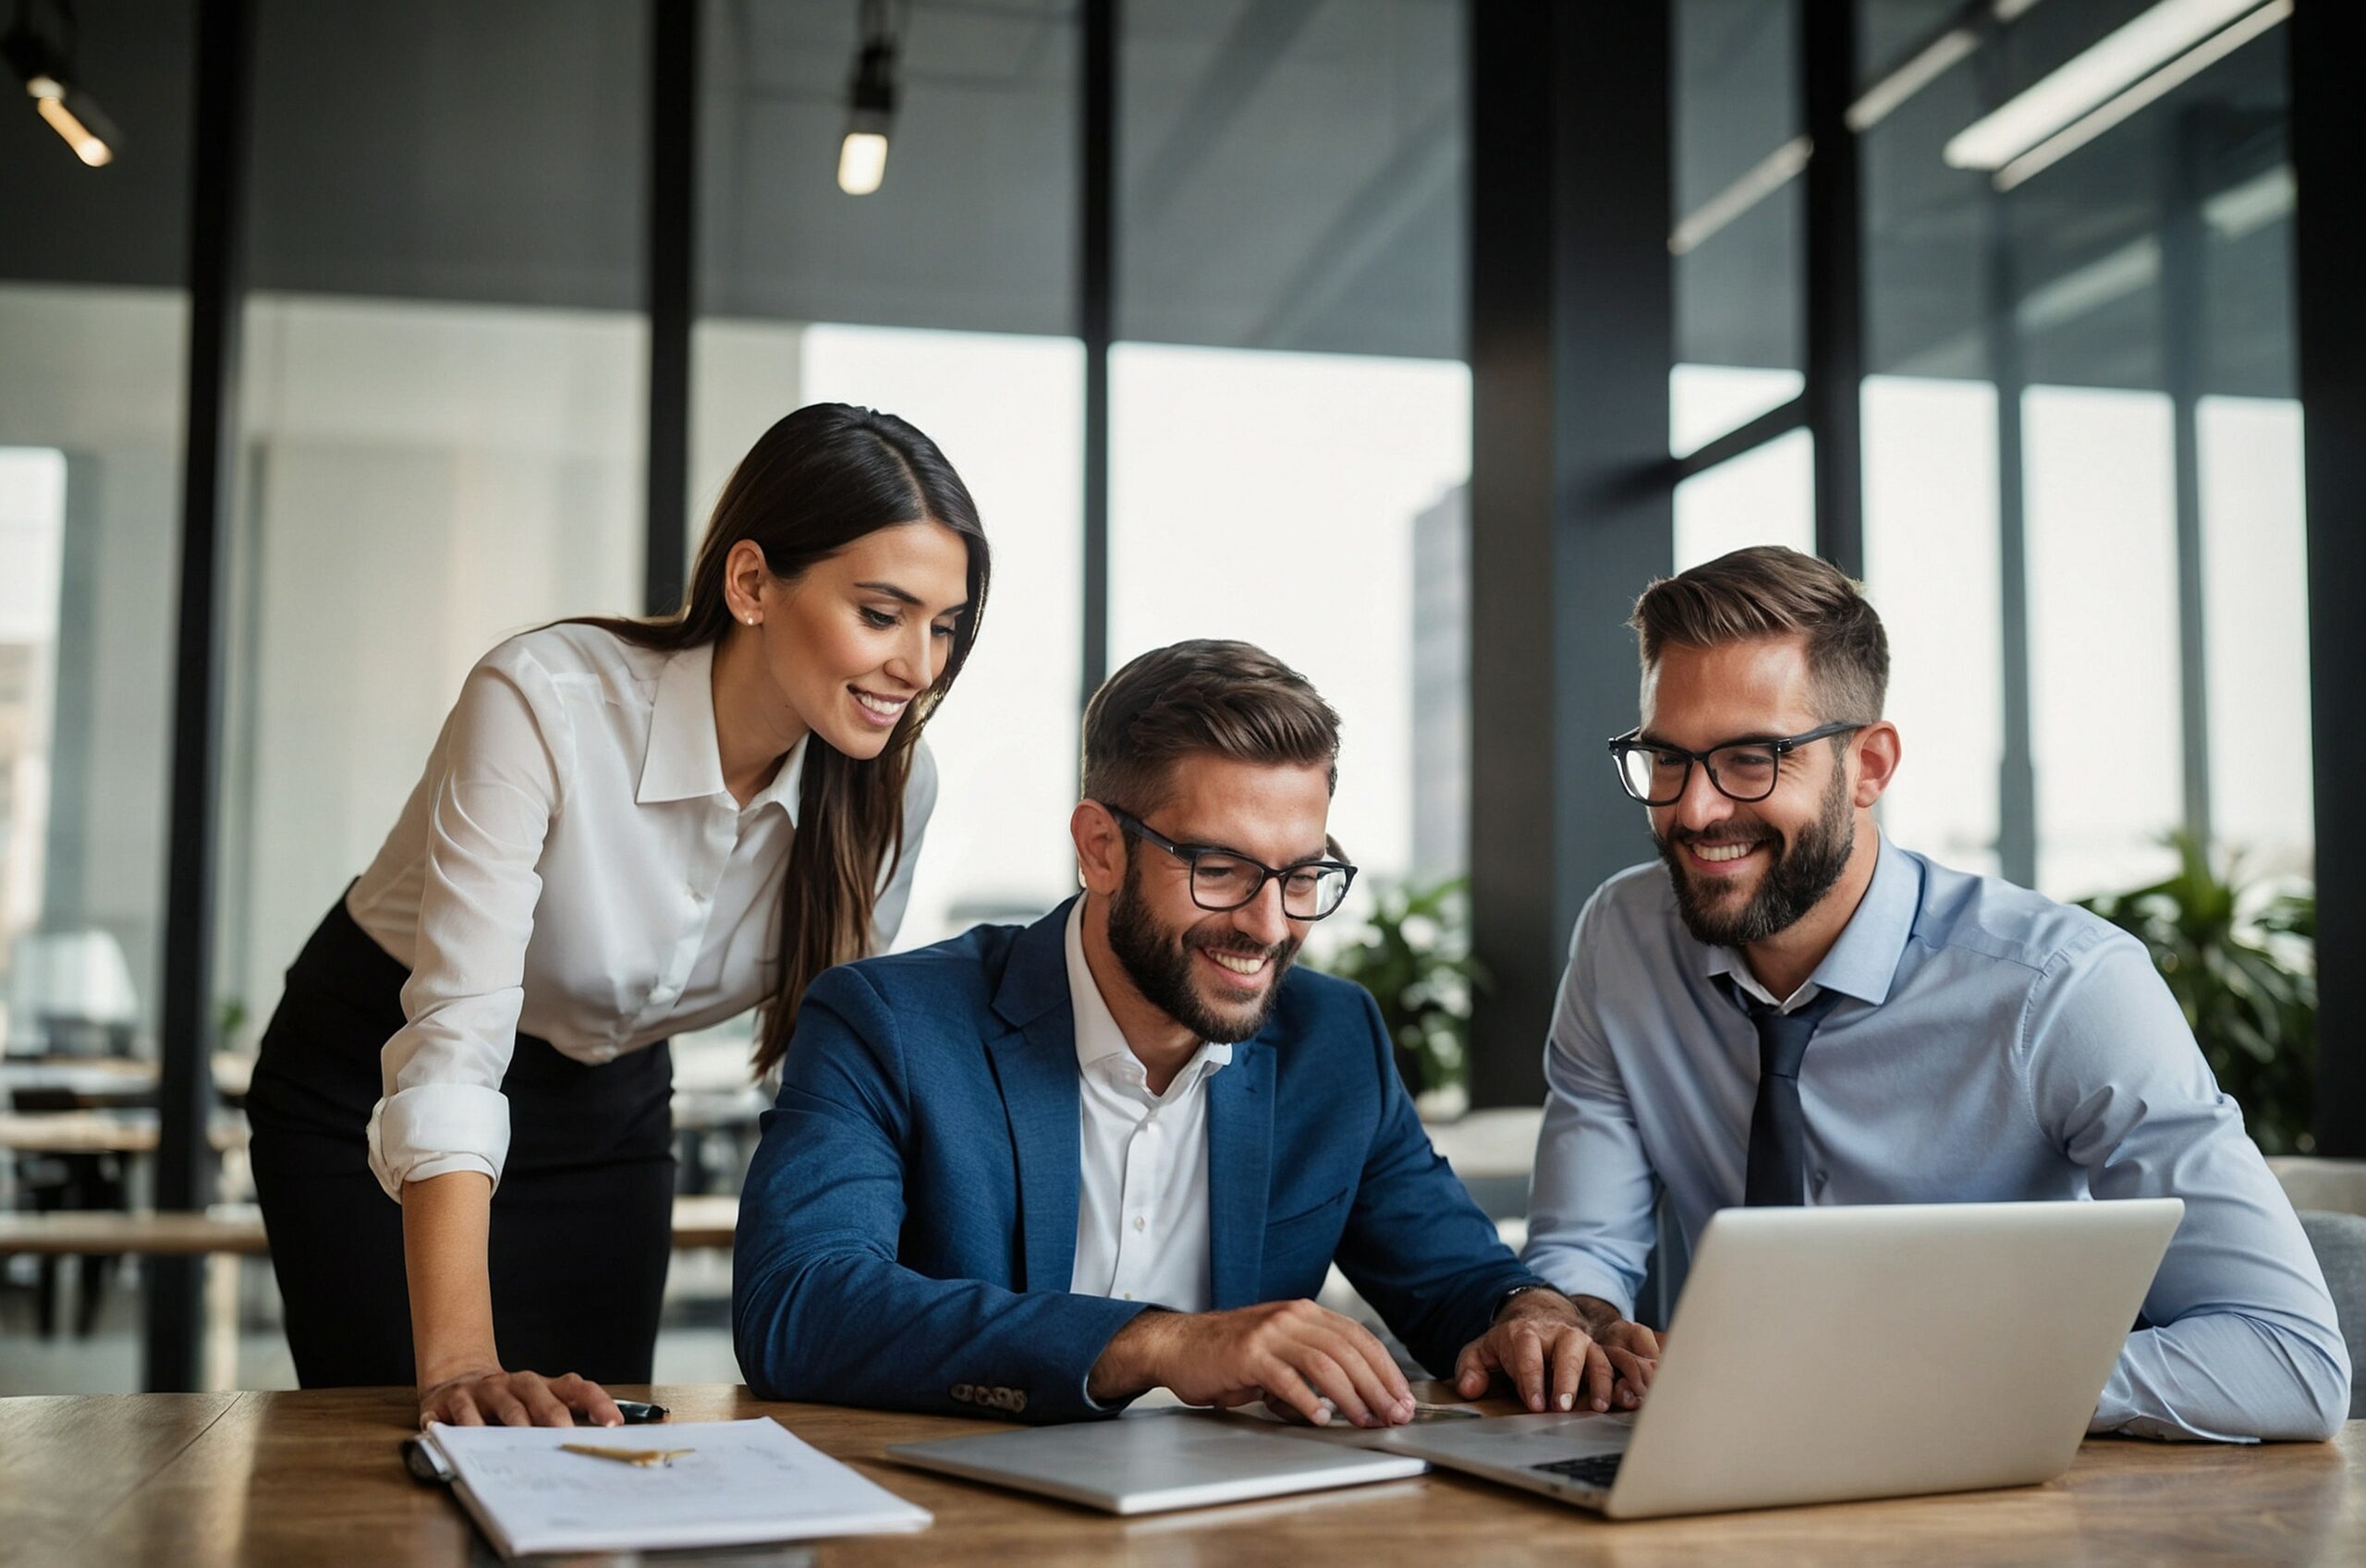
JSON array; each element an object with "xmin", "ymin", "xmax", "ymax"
[
  {"xmin": 1, "ymin": 1052, "xmax": 256, "ymax": 1106},
  {"xmin": 0, "ymin": 1055, "xmax": 158, "ymax": 1107},
  {"xmin": 0, "ymin": 1196, "xmax": 741, "ymax": 1257},
  {"xmin": 0, "ymin": 1110, "xmax": 245, "ymax": 1154},
  {"xmin": 5, "ymin": 1382, "xmax": 2357, "ymax": 1566}
]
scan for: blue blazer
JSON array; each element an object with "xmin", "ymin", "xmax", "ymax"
[{"xmin": 733, "ymin": 898, "xmax": 1541, "ymax": 1422}]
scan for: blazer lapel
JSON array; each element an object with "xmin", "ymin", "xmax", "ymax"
[
  {"xmin": 986, "ymin": 901, "xmax": 1084, "ymax": 1293},
  {"xmin": 1205, "ymin": 1039, "xmax": 1275, "ymax": 1309}
]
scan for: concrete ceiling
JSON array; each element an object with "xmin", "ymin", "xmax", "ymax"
[
  {"xmin": 0, "ymin": 0, "xmax": 2300, "ymax": 390},
  {"xmin": 1677, "ymin": 0, "xmax": 2298, "ymax": 395}
]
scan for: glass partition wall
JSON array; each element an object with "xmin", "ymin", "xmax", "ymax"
[
  {"xmin": 0, "ymin": 0, "xmax": 2328, "ymax": 1392},
  {"xmin": 693, "ymin": 0, "xmax": 1084, "ymax": 955},
  {"xmin": 1113, "ymin": 0, "xmax": 1471, "ymax": 920},
  {"xmin": 1677, "ymin": 0, "xmax": 2309, "ymax": 901},
  {"xmin": 677, "ymin": 6, "xmax": 1086, "ymax": 1380},
  {"xmin": 0, "ymin": 0, "xmax": 193, "ymax": 1390}
]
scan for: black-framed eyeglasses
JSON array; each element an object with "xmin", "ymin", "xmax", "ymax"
[
  {"xmin": 1102, "ymin": 805, "xmax": 1359, "ymax": 920},
  {"xmin": 1606, "ymin": 721, "xmax": 1866, "ymax": 807}
]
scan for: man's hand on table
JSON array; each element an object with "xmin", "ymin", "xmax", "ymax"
[
  {"xmin": 1453, "ymin": 1289, "xmax": 1660, "ymax": 1415},
  {"xmin": 1087, "ymin": 1299, "xmax": 1417, "ymax": 1428}
]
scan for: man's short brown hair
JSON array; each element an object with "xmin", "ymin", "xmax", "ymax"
[
  {"xmin": 1629, "ymin": 545, "xmax": 1889, "ymax": 722},
  {"xmin": 1082, "ymin": 639, "xmax": 1341, "ymax": 814}
]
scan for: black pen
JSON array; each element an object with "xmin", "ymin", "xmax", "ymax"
[{"xmin": 610, "ymin": 1400, "xmax": 670, "ymax": 1424}]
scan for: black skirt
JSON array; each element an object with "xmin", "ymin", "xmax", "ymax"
[{"xmin": 244, "ymin": 894, "xmax": 675, "ymax": 1390}]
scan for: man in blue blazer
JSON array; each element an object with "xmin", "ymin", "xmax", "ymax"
[{"xmin": 735, "ymin": 640, "xmax": 1635, "ymax": 1425}]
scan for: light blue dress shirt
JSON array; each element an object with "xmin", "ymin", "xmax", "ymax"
[{"xmin": 1522, "ymin": 834, "xmax": 2348, "ymax": 1442}]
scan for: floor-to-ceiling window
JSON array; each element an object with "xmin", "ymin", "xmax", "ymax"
[
  {"xmin": 693, "ymin": 0, "xmax": 1084, "ymax": 957},
  {"xmin": 0, "ymin": 0, "xmax": 2331, "ymax": 1395},
  {"xmin": 1662, "ymin": 0, "xmax": 2308, "ymax": 900},
  {"xmin": 1671, "ymin": 0, "xmax": 1814, "ymax": 570},
  {"xmin": 0, "ymin": 0, "xmax": 193, "ymax": 1392},
  {"xmin": 208, "ymin": 0, "xmax": 655, "ymax": 1392},
  {"xmin": 1859, "ymin": 0, "xmax": 2305, "ymax": 898},
  {"xmin": 1110, "ymin": 0, "xmax": 1471, "ymax": 915},
  {"xmin": 674, "ymin": 0, "xmax": 1085, "ymax": 1380}
]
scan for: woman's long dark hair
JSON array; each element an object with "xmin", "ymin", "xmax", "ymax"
[{"xmin": 571, "ymin": 404, "xmax": 988, "ymax": 1075}]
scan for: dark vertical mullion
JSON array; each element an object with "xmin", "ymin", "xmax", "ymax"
[
  {"xmin": 2162, "ymin": 111, "xmax": 2213, "ymax": 853},
  {"xmin": 1801, "ymin": 0, "xmax": 1863, "ymax": 576},
  {"xmin": 1991, "ymin": 342, "xmax": 2036, "ymax": 881},
  {"xmin": 2294, "ymin": 0, "xmax": 2366, "ymax": 1153},
  {"xmin": 1982, "ymin": 50, "xmax": 2037, "ymax": 891},
  {"xmin": 1469, "ymin": 0, "xmax": 1557, "ymax": 1112},
  {"xmin": 644, "ymin": 0, "xmax": 697, "ymax": 615},
  {"xmin": 1469, "ymin": 0, "xmax": 1671, "ymax": 1109},
  {"xmin": 1079, "ymin": 0, "xmax": 1115, "ymax": 704},
  {"xmin": 1991, "ymin": 306, "xmax": 2036, "ymax": 889},
  {"xmin": 146, "ymin": 0, "xmax": 254, "ymax": 1394}
]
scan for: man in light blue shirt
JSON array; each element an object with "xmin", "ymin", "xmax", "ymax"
[{"xmin": 1518, "ymin": 545, "xmax": 2348, "ymax": 1442}]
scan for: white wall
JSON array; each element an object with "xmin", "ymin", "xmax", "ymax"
[
  {"xmin": 0, "ymin": 285, "xmax": 186, "ymax": 1045},
  {"xmin": 222, "ymin": 295, "xmax": 643, "ymax": 1042}
]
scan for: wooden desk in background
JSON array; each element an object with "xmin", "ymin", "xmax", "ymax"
[
  {"xmin": 0, "ymin": 1110, "xmax": 244, "ymax": 1155},
  {"xmin": 0, "ymin": 1052, "xmax": 257, "ymax": 1107},
  {"xmin": 3, "ymin": 1382, "xmax": 2356, "ymax": 1567},
  {"xmin": 0, "ymin": 1195, "xmax": 741, "ymax": 1258}
]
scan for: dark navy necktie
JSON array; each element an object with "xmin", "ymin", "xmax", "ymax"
[{"xmin": 1742, "ymin": 987, "xmax": 1847, "ymax": 1207}]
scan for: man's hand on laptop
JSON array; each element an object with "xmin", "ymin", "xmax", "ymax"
[
  {"xmin": 1087, "ymin": 1300, "xmax": 1417, "ymax": 1428},
  {"xmin": 1454, "ymin": 1290, "xmax": 1659, "ymax": 1415},
  {"xmin": 1572, "ymin": 1294, "xmax": 1664, "ymax": 1403}
]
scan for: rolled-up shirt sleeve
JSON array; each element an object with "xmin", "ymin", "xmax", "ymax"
[
  {"xmin": 364, "ymin": 649, "xmax": 572, "ymax": 1201},
  {"xmin": 2028, "ymin": 928, "xmax": 2350, "ymax": 1441},
  {"xmin": 1522, "ymin": 891, "xmax": 1663, "ymax": 1319}
]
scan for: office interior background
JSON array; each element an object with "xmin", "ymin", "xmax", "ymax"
[{"xmin": 0, "ymin": 0, "xmax": 2356, "ymax": 1394}]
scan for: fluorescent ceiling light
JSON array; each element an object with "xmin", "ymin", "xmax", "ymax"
[
  {"xmin": 1848, "ymin": 28, "xmax": 1979, "ymax": 133},
  {"xmin": 1991, "ymin": 0, "xmax": 2288, "ymax": 191},
  {"xmin": 2017, "ymin": 237, "xmax": 2161, "ymax": 334},
  {"xmin": 2011, "ymin": 167, "xmax": 2287, "ymax": 338},
  {"xmin": 2202, "ymin": 164, "xmax": 2294, "ymax": 239},
  {"xmin": 1945, "ymin": 0, "xmax": 2270, "ymax": 172},
  {"xmin": 1669, "ymin": 136, "xmax": 1811, "ymax": 257}
]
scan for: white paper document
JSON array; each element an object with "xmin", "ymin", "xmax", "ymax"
[{"xmin": 426, "ymin": 1416, "xmax": 932, "ymax": 1560}]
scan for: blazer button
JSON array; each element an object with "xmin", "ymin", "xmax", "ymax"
[{"xmin": 949, "ymin": 1383, "xmax": 973, "ymax": 1404}]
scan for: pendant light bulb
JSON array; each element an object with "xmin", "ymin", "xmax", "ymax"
[{"xmin": 837, "ymin": 31, "xmax": 896, "ymax": 197}]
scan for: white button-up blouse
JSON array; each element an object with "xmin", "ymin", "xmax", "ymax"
[{"xmin": 349, "ymin": 623, "xmax": 934, "ymax": 1199}]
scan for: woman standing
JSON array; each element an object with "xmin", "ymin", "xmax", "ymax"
[{"xmin": 245, "ymin": 404, "xmax": 987, "ymax": 1426}]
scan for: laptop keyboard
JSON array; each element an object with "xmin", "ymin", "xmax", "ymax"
[{"xmin": 1531, "ymin": 1453, "xmax": 1624, "ymax": 1489}]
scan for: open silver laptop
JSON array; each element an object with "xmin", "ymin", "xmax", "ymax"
[{"xmin": 1384, "ymin": 1198, "xmax": 2182, "ymax": 1519}]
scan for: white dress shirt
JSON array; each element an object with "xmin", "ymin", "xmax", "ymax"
[
  {"xmin": 352, "ymin": 623, "xmax": 934, "ymax": 1199},
  {"xmin": 1063, "ymin": 897, "xmax": 1230, "ymax": 1311}
]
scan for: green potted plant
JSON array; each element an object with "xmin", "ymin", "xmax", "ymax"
[
  {"xmin": 2077, "ymin": 832, "xmax": 2316, "ymax": 1155},
  {"xmin": 1316, "ymin": 875, "xmax": 1485, "ymax": 1114}
]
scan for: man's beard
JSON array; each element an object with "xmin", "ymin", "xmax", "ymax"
[
  {"xmin": 1104, "ymin": 857, "xmax": 1301, "ymax": 1044},
  {"xmin": 1654, "ymin": 761, "xmax": 1856, "ymax": 947}
]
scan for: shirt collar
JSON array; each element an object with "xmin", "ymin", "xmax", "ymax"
[
  {"xmin": 1701, "ymin": 832, "xmax": 1919, "ymax": 1009},
  {"xmin": 634, "ymin": 641, "xmax": 804, "ymax": 824},
  {"xmin": 1063, "ymin": 896, "xmax": 1233, "ymax": 1083},
  {"xmin": 747, "ymin": 735, "xmax": 808, "ymax": 824}
]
